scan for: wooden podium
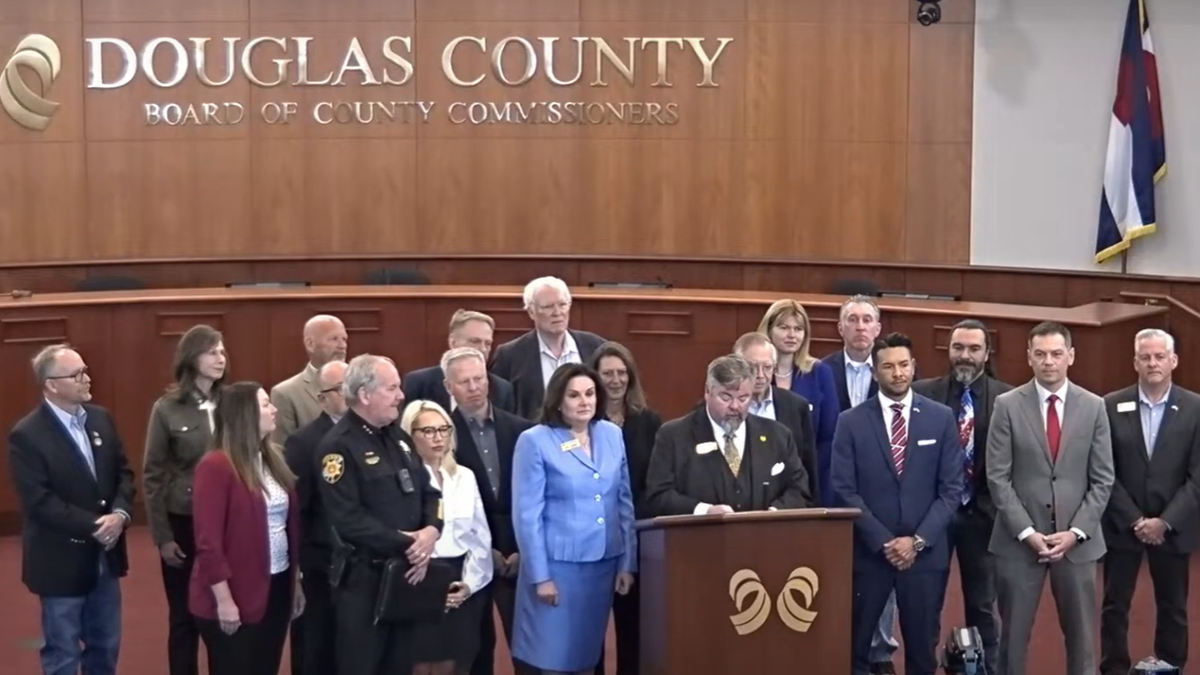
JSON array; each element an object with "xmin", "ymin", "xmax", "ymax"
[{"xmin": 637, "ymin": 508, "xmax": 861, "ymax": 675}]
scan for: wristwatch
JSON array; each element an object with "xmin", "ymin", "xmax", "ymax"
[{"xmin": 913, "ymin": 535, "xmax": 927, "ymax": 552}]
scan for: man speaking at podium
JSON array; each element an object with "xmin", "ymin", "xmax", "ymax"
[
  {"xmin": 644, "ymin": 354, "xmax": 813, "ymax": 516},
  {"xmin": 831, "ymin": 333, "xmax": 963, "ymax": 675}
]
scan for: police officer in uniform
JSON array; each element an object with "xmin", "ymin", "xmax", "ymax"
[{"xmin": 316, "ymin": 354, "xmax": 443, "ymax": 675}]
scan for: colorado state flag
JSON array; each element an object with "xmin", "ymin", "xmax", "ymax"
[{"xmin": 1095, "ymin": 0, "xmax": 1167, "ymax": 264}]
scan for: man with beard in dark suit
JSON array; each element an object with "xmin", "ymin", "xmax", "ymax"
[
  {"xmin": 734, "ymin": 331, "xmax": 822, "ymax": 503},
  {"xmin": 491, "ymin": 277, "xmax": 605, "ymax": 419},
  {"xmin": 912, "ymin": 319, "xmax": 1012, "ymax": 675},
  {"xmin": 284, "ymin": 360, "xmax": 349, "ymax": 675},
  {"xmin": 402, "ymin": 309, "xmax": 516, "ymax": 415},
  {"xmin": 9, "ymin": 344, "xmax": 136, "ymax": 675},
  {"xmin": 1099, "ymin": 329, "xmax": 1200, "ymax": 675},
  {"xmin": 440, "ymin": 346, "xmax": 534, "ymax": 675},
  {"xmin": 644, "ymin": 354, "xmax": 812, "ymax": 516}
]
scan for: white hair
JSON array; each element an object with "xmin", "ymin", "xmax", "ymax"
[
  {"xmin": 1134, "ymin": 328, "xmax": 1175, "ymax": 354},
  {"xmin": 732, "ymin": 332, "xmax": 778, "ymax": 363},
  {"xmin": 440, "ymin": 347, "xmax": 486, "ymax": 376},
  {"xmin": 522, "ymin": 276, "xmax": 572, "ymax": 309},
  {"xmin": 343, "ymin": 354, "xmax": 395, "ymax": 400},
  {"xmin": 31, "ymin": 343, "xmax": 75, "ymax": 384}
]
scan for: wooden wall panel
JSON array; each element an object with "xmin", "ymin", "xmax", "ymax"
[
  {"xmin": 86, "ymin": 140, "xmax": 253, "ymax": 258},
  {"xmin": 0, "ymin": 0, "xmax": 976, "ymax": 266}
]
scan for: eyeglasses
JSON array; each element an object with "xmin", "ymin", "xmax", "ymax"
[
  {"xmin": 318, "ymin": 383, "xmax": 344, "ymax": 396},
  {"xmin": 414, "ymin": 425, "xmax": 453, "ymax": 439},
  {"xmin": 47, "ymin": 367, "xmax": 89, "ymax": 383}
]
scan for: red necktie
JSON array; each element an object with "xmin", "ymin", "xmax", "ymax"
[
  {"xmin": 1046, "ymin": 394, "xmax": 1061, "ymax": 463},
  {"xmin": 890, "ymin": 403, "xmax": 907, "ymax": 475}
]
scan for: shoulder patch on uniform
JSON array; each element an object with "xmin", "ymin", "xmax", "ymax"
[{"xmin": 322, "ymin": 454, "xmax": 345, "ymax": 484}]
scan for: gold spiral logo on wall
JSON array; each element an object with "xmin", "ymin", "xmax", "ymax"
[
  {"xmin": 776, "ymin": 566, "xmax": 820, "ymax": 632},
  {"xmin": 727, "ymin": 567, "xmax": 821, "ymax": 635},
  {"xmin": 0, "ymin": 34, "xmax": 62, "ymax": 131},
  {"xmin": 728, "ymin": 569, "xmax": 771, "ymax": 635}
]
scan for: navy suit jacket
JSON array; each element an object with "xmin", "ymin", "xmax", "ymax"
[
  {"xmin": 831, "ymin": 394, "xmax": 963, "ymax": 573},
  {"xmin": 402, "ymin": 365, "xmax": 516, "ymax": 416},
  {"xmin": 821, "ymin": 350, "xmax": 880, "ymax": 412},
  {"xmin": 9, "ymin": 402, "xmax": 136, "ymax": 597}
]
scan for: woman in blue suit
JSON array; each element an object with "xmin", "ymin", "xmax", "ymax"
[
  {"xmin": 758, "ymin": 299, "xmax": 840, "ymax": 506},
  {"xmin": 512, "ymin": 363, "xmax": 636, "ymax": 675}
]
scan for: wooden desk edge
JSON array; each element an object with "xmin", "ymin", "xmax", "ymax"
[
  {"xmin": 636, "ymin": 508, "xmax": 863, "ymax": 531},
  {"xmin": 0, "ymin": 285, "xmax": 1166, "ymax": 327}
]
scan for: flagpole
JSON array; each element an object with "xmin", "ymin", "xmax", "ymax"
[{"xmin": 1120, "ymin": 248, "xmax": 1129, "ymax": 275}]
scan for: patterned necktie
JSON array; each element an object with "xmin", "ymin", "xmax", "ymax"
[
  {"xmin": 959, "ymin": 388, "xmax": 975, "ymax": 505},
  {"xmin": 1046, "ymin": 394, "xmax": 1062, "ymax": 463},
  {"xmin": 723, "ymin": 431, "xmax": 740, "ymax": 476},
  {"xmin": 890, "ymin": 403, "xmax": 907, "ymax": 475}
]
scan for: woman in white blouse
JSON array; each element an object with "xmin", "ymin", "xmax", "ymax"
[{"xmin": 401, "ymin": 400, "xmax": 494, "ymax": 675}]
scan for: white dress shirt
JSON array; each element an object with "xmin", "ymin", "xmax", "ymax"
[
  {"xmin": 426, "ymin": 463, "xmax": 494, "ymax": 595},
  {"xmin": 537, "ymin": 331, "xmax": 581, "ymax": 388},
  {"xmin": 1016, "ymin": 380, "xmax": 1087, "ymax": 543},
  {"xmin": 692, "ymin": 413, "xmax": 747, "ymax": 515},
  {"xmin": 878, "ymin": 389, "xmax": 914, "ymax": 430}
]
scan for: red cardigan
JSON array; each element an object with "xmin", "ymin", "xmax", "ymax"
[{"xmin": 188, "ymin": 451, "xmax": 299, "ymax": 623}]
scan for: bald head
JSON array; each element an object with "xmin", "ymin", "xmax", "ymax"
[
  {"xmin": 303, "ymin": 315, "xmax": 348, "ymax": 367},
  {"xmin": 317, "ymin": 360, "xmax": 349, "ymax": 418}
]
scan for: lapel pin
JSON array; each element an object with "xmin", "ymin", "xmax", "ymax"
[
  {"xmin": 1171, "ymin": 405, "xmax": 1179, "ymax": 411},
  {"xmin": 91, "ymin": 432, "xmax": 102, "ymax": 447},
  {"xmin": 759, "ymin": 436, "xmax": 767, "ymax": 442}
]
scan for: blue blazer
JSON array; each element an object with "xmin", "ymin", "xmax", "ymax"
[
  {"xmin": 830, "ymin": 394, "xmax": 963, "ymax": 573},
  {"xmin": 786, "ymin": 360, "xmax": 841, "ymax": 506},
  {"xmin": 513, "ymin": 421, "xmax": 636, "ymax": 585}
]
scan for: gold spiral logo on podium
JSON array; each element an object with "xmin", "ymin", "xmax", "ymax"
[
  {"xmin": 728, "ymin": 569, "xmax": 771, "ymax": 635},
  {"xmin": 727, "ymin": 567, "xmax": 821, "ymax": 635},
  {"xmin": 776, "ymin": 566, "xmax": 820, "ymax": 632},
  {"xmin": 1, "ymin": 34, "xmax": 62, "ymax": 131}
]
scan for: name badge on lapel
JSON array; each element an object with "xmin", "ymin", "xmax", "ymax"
[
  {"xmin": 695, "ymin": 442, "xmax": 718, "ymax": 455},
  {"xmin": 561, "ymin": 439, "xmax": 581, "ymax": 452},
  {"xmin": 1116, "ymin": 401, "xmax": 1137, "ymax": 413}
]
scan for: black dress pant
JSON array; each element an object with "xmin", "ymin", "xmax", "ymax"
[
  {"xmin": 197, "ymin": 571, "xmax": 293, "ymax": 675},
  {"xmin": 1100, "ymin": 547, "xmax": 1190, "ymax": 675},
  {"xmin": 952, "ymin": 508, "xmax": 1000, "ymax": 675},
  {"xmin": 163, "ymin": 513, "xmax": 200, "ymax": 675},
  {"xmin": 291, "ymin": 568, "xmax": 337, "ymax": 675},
  {"xmin": 595, "ymin": 582, "xmax": 639, "ymax": 675},
  {"xmin": 472, "ymin": 573, "xmax": 519, "ymax": 675},
  {"xmin": 336, "ymin": 561, "xmax": 414, "ymax": 675}
]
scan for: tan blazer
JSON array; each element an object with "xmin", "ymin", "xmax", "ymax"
[
  {"xmin": 143, "ymin": 391, "xmax": 215, "ymax": 547},
  {"xmin": 271, "ymin": 363, "xmax": 323, "ymax": 444}
]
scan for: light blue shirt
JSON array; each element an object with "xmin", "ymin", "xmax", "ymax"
[
  {"xmin": 46, "ymin": 399, "xmax": 94, "ymax": 476},
  {"xmin": 1139, "ymin": 386, "xmax": 1170, "ymax": 457},
  {"xmin": 749, "ymin": 388, "xmax": 776, "ymax": 421},
  {"xmin": 845, "ymin": 351, "xmax": 873, "ymax": 407},
  {"xmin": 45, "ymin": 399, "xmax": 130, "ymax": 524}
]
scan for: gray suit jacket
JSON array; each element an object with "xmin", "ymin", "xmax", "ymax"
[
  {"xmin": 986, "ymin": 380, "xmax": 1115, "ymax": 563},
  {"xmin": 270, "ymin": 364, "xmax": 323, "ymax": 444}
]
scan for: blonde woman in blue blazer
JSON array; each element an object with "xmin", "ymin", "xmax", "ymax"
[{"xmin": 512, "ymin": 363, "xmax": 636, "ymax": 675}]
